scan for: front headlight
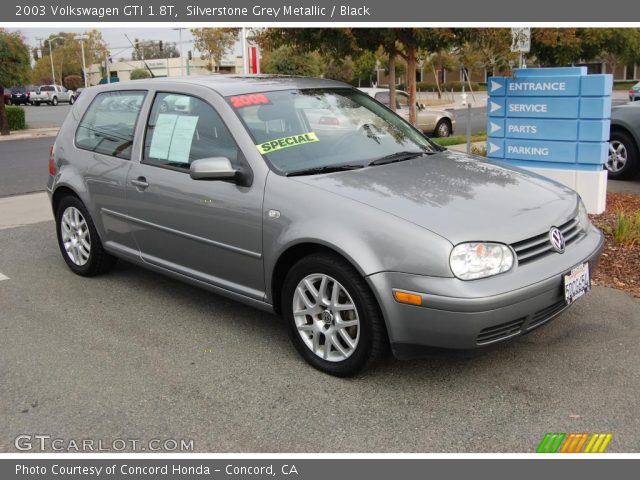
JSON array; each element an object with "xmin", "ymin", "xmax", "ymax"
[
  {"xmin": 450, "ymin": 242, "xmax": 514, "ymax": 280},
  {"xmin": 577, "ymin": 198, "xmax": 590, "ymax": 231}
]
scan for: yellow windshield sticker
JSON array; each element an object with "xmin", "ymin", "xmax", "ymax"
[{"xmin": 256, "ymin": 132, "xmax": 319, "ymax": 154}]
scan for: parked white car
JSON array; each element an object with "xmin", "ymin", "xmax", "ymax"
[
  {"xmin": 31, "ymin": 85, "xmax": 76, "ymax": 106},
  {"xmin": 360, "ymin": 88, "xmax": 456, "ymax": 137}
]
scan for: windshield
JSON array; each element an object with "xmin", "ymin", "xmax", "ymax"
[{"xmin": 227, "ymin": 88, "xmax": 438, "ymax": 174}]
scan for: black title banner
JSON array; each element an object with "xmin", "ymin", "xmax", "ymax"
[{"xmin": 4, "ymin": 0, "xmax": 638, "ymax": 22}]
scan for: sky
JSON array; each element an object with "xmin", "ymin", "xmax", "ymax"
[{"xmin": 9, "ymin": 27, "xmax": 241, "ymax": 59}]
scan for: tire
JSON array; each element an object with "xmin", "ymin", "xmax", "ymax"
[
  {"xmin": 607, "ymin": 130, "xmax": 639, "ymax": 180},
  {"xmin": 51, "ymin": 96, "xmax": 58, "ymax": 106},
  {"xmin": 434, "ymin": 119, "xmax": 452, "ymax": 137},
  {"xmin": 282, "ymin": 253, "xmax": 387, "ymax": 377},
  {"xmin": 55, "ymin": 195, "xmax": 117, "ymax": 277},
  {"xmin": 69, "ymin": 96, "xmax": 75, "ymax": 105},
  {"xmin": 34, "ymin": 102, "xmax": 40, "ymax": 106}
]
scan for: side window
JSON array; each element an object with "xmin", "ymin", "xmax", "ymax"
[
  {"xmin": 143, "ymin": 93, "xmax": 239, "ymax": 170},
  {"xmin": 75, "ymin": 90, "xmax": 146, "ymax": 160},
  {"xmin": 396, "ymin": 94, "xmax": 410, "ymax": 109},
  {"xmin": 375, "ymin": 92, "xmax": 390, "ymax": 106}
]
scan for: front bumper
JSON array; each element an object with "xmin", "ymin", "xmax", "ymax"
[{"xmin": 367, "ymin": 225, "xmax": 605, "ymax": 359}]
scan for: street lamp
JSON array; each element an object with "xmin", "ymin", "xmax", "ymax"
[
  {"xmin": 48, "ymin": 36, "xmax": 64, "ymax": 85},
  {"xmin": 74, "ymin": 34, "xmax": 89, "ymax": 88},
  {"xmin": 172, "ymin": 28, "xmax": 186, "ymax": 76}
]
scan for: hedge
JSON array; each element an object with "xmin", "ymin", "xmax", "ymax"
[
  {"xmin": 6, "ymin": 106, "xmax": 26, "ymax": 131},
  {"xmin": 417, "ymin": 81, "xmax": 484, "ymax": 92}
]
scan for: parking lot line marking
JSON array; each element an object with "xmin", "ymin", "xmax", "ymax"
[{"xmin": 0, "ymin": 272, "xmax": 9, "ymax": 281}]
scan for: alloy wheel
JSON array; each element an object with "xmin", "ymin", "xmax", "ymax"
[
  {"xmin": 60, "ymin": 206, "xmax": 91, "ymax": 266},
  {"xmin": 607, "ymin": 140, "xmax": 627, "ymax": 173},
  {"xmin": 292, "ymin": 274, "xmax": 360, "ymax": 362}
]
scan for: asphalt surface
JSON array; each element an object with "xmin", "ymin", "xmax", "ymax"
[
  {"xmin": 0, "ymin": 138, "xmax": 52, "ymax": 197},
  {"xmin": 0, "ymin": 221, "xmax": 639, "ymax": 452},
  {"xmin": 450, "ymin": 106, "xmax": 488, "ymax": 135},
  {"xmin": 24, "ymin": 103, "xmax": 71, "ymax": 129}
]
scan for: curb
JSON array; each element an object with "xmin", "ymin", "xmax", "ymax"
[{"xmin": 0, "ymin": 128, "xmax": 59, "ymax": 142}]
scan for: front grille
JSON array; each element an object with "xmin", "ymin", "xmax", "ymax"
[
  {"xmin": 511, "ymin": 217, "xmax": 583, "ymax": 265},
  {"xmin": 527, "ymin": 299, "xmax": 567, "ymax": 331},
  {"xmin": 476, "ymin": 316, "xmax": 527, "ymax": 345}
]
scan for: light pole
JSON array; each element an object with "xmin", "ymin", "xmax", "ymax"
[
  {"xmin": 74, "ymin": 34, "xmax": 89, "ymax": 88},
  {"xmin": 241, "ymin": 27, "xmax": 248, "ymax": 75},
  {"xmin": 173, "ymin": 28, "xmax": 186, "ymax": 76},
  {"xmin": 48, "ymin": 36, "xmax": 64, "ymax": 85}
]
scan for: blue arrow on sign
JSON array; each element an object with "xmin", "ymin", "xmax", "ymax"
[
  {"xmin": 489, "ymin": 98, "xmax": 505, "ymax": 117},
  {"xmin": 489, "ymin": 78, "xmax": 506, "ymax": 96}
]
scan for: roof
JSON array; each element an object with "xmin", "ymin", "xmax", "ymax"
[{"xmin": 93, "ymin": 75, "xmax": 352, "ymax": 97}]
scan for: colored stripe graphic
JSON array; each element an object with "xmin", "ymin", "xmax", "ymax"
[{"xmin": 537, "ymin": 433, "xmax": 613, "ymax": 453}]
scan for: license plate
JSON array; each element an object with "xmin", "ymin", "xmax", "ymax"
[{"xmin": 564, "ymin": 262, "xmax": 590, "ymax": 305}]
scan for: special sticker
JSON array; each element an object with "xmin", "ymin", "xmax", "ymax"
[{"xmin": 256, "ymin": 132, "xmax": 320, "ymax": 154}]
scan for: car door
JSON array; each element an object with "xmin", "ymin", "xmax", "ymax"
[
  {"xmin": 73, "ymin": 89, "xmax": 148, "ymax": 255},
  {"xmin": 124, "ymin": 90, "xmax": 265, "ymax": 301}
]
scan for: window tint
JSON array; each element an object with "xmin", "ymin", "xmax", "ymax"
[
  {"xmin": 75, "ymin": 90, "xmax": 146, "ymax": 160},
  {"xmin": 397, "ymin": 93, "xmax": 410, "ymax": 108},
  {"xmin": 143, "ymin": 93, "xmax": 238, "ymax": 170},
  {"xmin": 41, "ymin": 86, "xmax": 55, "ymax": 92}
]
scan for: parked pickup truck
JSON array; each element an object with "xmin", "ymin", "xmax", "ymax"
[{"xmin": 31, "ymin": 85, "xmax": 76, "ymax": 106}]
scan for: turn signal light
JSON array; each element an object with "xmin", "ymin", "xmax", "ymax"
[{"xmin": 393, "ymin": 290, "xmax": 422, "ymax": 306}]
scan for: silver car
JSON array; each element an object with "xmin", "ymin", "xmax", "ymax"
[
  {"xmin": 48, "ymin": 76, "xmax": 604, "ymax": 376},
  {"xmin": 360, "ymin": 87, "xmax": 456, "ymax": 137}
]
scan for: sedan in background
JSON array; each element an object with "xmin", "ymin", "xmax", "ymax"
[
  {"xmin": 608, "ymin": 102, "xmax": 640, "ymax": 179},
  {"xmin": 629, "ymin": 82, "xmax": 639, "ymax": 102},
  {"xmin": 360, "ymin": 88, "xmax": 456, "ymax": 137}
]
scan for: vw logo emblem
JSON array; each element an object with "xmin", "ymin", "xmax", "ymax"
[{"xmin": 549, "ymin": 227, "xmax": 565, "ymax": 253}]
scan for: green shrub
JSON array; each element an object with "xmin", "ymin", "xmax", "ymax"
[
  {"xmin": 416, "ymin": 81, "xmax": 484, "ymax": 92},
  {"xmin": 130, "ymin": 68, "xmax": 151, "ymax": 80},
  {"xmin": 6, "ymin": 106, "xmax": 26, "ymax": 130},
  {"xmin": 613, "ymin": 210, "xmax": 640, "ymax": 245}
]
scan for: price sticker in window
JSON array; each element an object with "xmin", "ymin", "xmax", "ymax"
[{"xmin": 229, "ymin": 94, "xmax": 271, "ymax": 108}]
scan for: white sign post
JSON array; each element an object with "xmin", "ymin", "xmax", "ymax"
[{"xmin": 511, "ymin": 28, "xmax": 531, "ymax": 68}]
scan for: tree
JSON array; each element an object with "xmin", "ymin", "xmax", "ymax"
[
  {"xmin": 581, "ymin": 28, "xmax": 640, "ymax": 76},
  {"xmin": 0, "ymin": 29, "xmax": 31, "ymax": 135},
  {"xmin": 261, "ymin": 46, "xmax": 323, "ymax": 77},
  {"xmin": 323, "ymin": 57, "xmax": 354, "ymax": 83},
  {"xmin": 31, "ymin": 30, "xmax": 108, "ymax": 86},
  {"xmin": 456, "ymin": 29, "xmax": 516, "ymax": 78},
  {"xmin": 130, "ymin": 68, "xmax": 151, "ymax": 80},
  {"xmin": 353, "ymin": 50, "xmax": 377, "ymax": 87},
  {"xmin": 530, "ymin": 29, "xmax": 583, "ymax": 67},
  {"xmin": 63, "ymin": 75, "xmax": 83, "ymax": 90},
  {"xmin": 191, "ymin": 28, "xmax": 239, "ymax": 71},
  {"xmin": 132, "ymin": 40, "xmax": 179, "ymax": 60}
]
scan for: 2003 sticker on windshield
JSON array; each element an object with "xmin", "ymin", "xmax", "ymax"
[{"xmin": 256, "ymin": 132, "xmax": 320, "ymax": 154}]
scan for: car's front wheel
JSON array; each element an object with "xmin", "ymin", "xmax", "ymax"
[
  {"xmin": 69, "ymin": 96, "xmax": 75, "ymax": 105},
  {"xmin": 434, "ymin": 119, "xmax": 452, "ymax": 137},
  {"xmin": 55, "ymin": 195, "xmax": 117, "ymax": 276},
  {"xmin": 282, "ymin": 253, "xmax": 386, "ymax": 376},
  {"xmin": 607, "ymin": 130, "xmax": 639, "ymax": 179}
]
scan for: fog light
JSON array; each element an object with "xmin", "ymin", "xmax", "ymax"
[{"xmin": 393, "ymin": 290, "xmax": 422, "ymax": 306}]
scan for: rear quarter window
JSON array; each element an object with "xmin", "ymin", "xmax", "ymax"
[{"xmin": 75, "ymin": 90, "xmax": 146, "ymax": 160}]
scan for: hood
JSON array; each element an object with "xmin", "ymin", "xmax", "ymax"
[{"xmin": 292, "ymin": 151, "xmax": 578, "ymax": 245}]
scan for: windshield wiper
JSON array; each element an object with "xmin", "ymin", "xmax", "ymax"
[
  {"xmin": 286, "ymin": 164, "xmax": 364, "ymax": 177},
  {"xmin": 367, "ymin": 150, "xmax": 434, "ymax": 166}
]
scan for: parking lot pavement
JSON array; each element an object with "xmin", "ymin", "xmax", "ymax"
[
  {"xmin": 0, "ymin": 137, "xmax": 53, "ymax": 197},
  {"xmin": 23, "ymin": 103, "xmax": 71, "ymax": 129},
  {"xmin": 608, "ymin": 179, "xmax": 640, "ymax": 195},
  {"xmin": 1, "ymin": 221, "xmax": 639, "ymax": 452}
]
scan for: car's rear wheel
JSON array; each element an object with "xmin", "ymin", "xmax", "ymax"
[
  {"xmin": 33, "ymin": 101, "xmax": 40, "ymax": 106},
  {"xmin": 51, "ymin": 97, "xmax": 58, "ymax": 106},
  {"xmin": 607, "ymin": 131, "xmax": 639, "ymax": 179},
  {"xmin": 69, "ymin": 96, "xmax": 75, "ymax": 105},
  {"xmin": 55, "ymin": 195, "xmax": 117, "ymax": 276},
  {"xmin": 434, "ymin": 119, "xmax": 452, "ymax": 137},
  {"xmin": 282, "ymin": 253, "xmax": 386, "ymax": 376}
]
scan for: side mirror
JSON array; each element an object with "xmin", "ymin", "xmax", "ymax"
[{"xmin": 190, "ymin": 157, "xmax": 237, "ymax": 181}]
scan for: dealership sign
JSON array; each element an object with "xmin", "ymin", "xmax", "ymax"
[{"xmin": 487, "ymin": 67, "xmax": 612, "ymax": 213}]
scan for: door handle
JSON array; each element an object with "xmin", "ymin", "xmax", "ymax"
[{"xmin": 131, "ymin": 177, "xmax": 149, "ymax": 189}]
